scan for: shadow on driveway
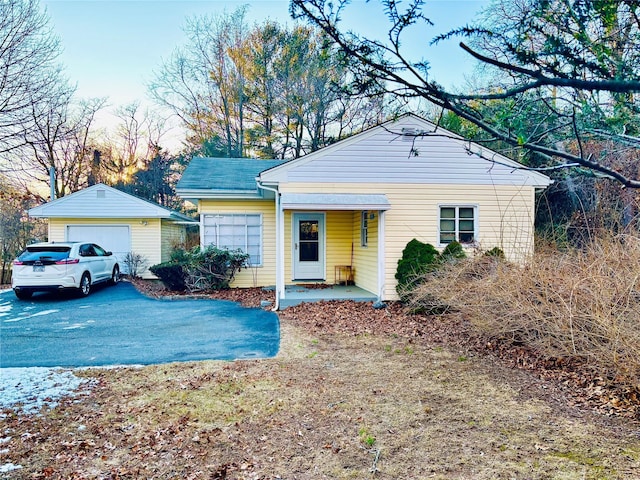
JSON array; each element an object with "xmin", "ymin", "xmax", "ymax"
[{"xmin": 0, "ymin": 282, "xmax": 280, "ymax": 368}]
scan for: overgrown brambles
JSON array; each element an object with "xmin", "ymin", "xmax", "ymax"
[
  {"xmin": 395, "ymin": 239, "xmax": 467, "ymax": 307},
  {"xmin": 150, "ymin": 245, "xmax": 249, "ymax": 292},
  {"xmin": 407, "ymin": 236, "xmax": 640, "ymax": 391}
]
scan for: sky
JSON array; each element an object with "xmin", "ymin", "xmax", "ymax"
[{"xmin": 41, "ymin": 0, "xmax": 489, "ymax": 145}]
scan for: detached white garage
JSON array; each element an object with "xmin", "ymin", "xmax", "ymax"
[{"xmin": 29, "ymin": 184, "xmax": 197, "ymax": 278}]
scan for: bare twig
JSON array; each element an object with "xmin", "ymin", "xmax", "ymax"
[{"xmin": 370, "ymin": 448, "xmax": 381, "ymax": 474}]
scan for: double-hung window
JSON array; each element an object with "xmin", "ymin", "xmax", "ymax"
[
  {"xmin": 361, "ymin": 211, "xmax": 369, "ymax": 247},
  {"xmin": 203, "ymin": 214, "xmax": 262, "ymax": 266},
  {"xmin": 439, "ymin": 206, "xmax": 476, "ymax": 245}
]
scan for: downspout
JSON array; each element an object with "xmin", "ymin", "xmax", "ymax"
[{"xmin": 257, "ymin": 181, "xmax": 282, "ymax": 311}]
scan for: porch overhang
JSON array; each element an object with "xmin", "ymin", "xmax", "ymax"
[{"xmin": 279, "ymin": 193, "xmax": 390, "ymax": 211}]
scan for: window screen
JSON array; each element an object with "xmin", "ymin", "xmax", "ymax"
[{"xmin": 203, "ymin": 214, "xmax": 262, "ymax": 266}]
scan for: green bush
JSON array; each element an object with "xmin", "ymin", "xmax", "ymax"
[
  {"xmin": 150, "ymin": 245, "xmax": 249, "ymax": 292},
  {"xmin": 184, "ymin": 246, "xmax": 248, "ymax": 291},
  {"xmin": 149, "ymin": 262, "xmax": 186, "ymax": 291},
  {"xmin": 395, "ymin": 239, "xmax": 440, "ymax": 297},
  {"xmin": 484, "ymin": 246, "xmax": 505, "ymax": 258},
  {"xmin": 441, "ymin": 241, "xmax": 466, "ymax": 260}
]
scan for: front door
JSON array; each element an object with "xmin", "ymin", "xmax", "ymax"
[{"xmin": 292, "ymin": 213, "xmax": 325, "ymax": 280}]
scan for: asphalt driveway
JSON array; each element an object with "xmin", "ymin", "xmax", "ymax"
[{"xmin": 0, "ymin": 282, "xmax": 280, "ymax": 368}]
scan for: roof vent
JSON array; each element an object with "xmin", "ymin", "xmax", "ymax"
[
  {"xmin": 96, "ymin": 189, "xmax": 106, "ymax": 198},
  {"xmin": 401, "ymin": 127, "xmax": 417, "ymax": 141}
]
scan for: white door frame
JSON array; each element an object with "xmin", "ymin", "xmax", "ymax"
[{"xmin": 292, "ymin": 212, "xmax": 325, "ymax": 280}]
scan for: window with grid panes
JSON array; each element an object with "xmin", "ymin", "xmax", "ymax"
[
  {"xmin": 202, "ymin": 214, "xmax": 262, "ymax": 265},
  {"xmin": 439, "ymin": 206, "xmax": 476, "ymax": 244},
  {"xmin": 361, "ymin": 211, "xmax": 369, "ymax": 247}
]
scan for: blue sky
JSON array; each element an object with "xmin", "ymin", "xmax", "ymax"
[{"xmin": 43, "ymin": 0, "xmax": 488, "ymax": 106}]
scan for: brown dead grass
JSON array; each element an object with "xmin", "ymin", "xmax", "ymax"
[{"xmin": 3, "ymin": 286, "xmax": 640, "ymax": 479}]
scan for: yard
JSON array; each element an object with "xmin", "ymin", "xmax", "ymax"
[{"xmin": 2, "ymin": 284, "xmax": 640, "ymax": 479}]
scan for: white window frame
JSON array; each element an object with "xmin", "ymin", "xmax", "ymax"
[
  {"xmin": 202, "ymin": 213, "xmax": 263, "ymax": 266},
  {"xmin": 438, "ymin": 205, "xmax": 478, "ymax": 246},
  {"xmin": 361, "ymin": 210, "xmax": 369, "ymax": 247}
]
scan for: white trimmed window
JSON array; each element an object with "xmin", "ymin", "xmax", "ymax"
[
  {"xmin": 361, "ymin": 211, "xmax": 369, "ymax": 247},
  {"xmin": 203, "ymin": 214, "xmax": 263, "ymax": 266},
  {"xmin": 439, "ymin": 206, "xmax": 477, "ymax": 245}
]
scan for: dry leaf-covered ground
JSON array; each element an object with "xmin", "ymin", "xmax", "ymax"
[{"xmin": 2, "ymin": 283, "xmax": 640, "ymax": 479}]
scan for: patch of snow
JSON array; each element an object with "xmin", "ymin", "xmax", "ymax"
[
  {"xmin": 0, "ymin": 463, "xmax": 22, "ymax": 473},
  {"xmin": 62, "ymin": 323, "xmax": 86, "ymax": 330},
  {"xmin": 0, "ymin": 367, "xmax": 92, "ymax": 414},
  {"xmin": 28, "ymin": 309, "xmax": 59, "ymax": 317},
  {"xmin": 0, "ymin": 300, "xmax": 12, "ymax": 317}
]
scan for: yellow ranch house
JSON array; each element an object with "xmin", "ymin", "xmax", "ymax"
[{"xmin": 176, "ymin": 114, "xmax": 552, "ymax": 308}]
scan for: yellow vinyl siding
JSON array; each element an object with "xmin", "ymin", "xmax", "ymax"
[
  {"xmin": 47, "ymin": 218, "xmax": 163, "ymax": 279},
  {"xmin": 325, "ymin": 211, "xmax": 353, "ymax": 283},
  {"xmin": 352, "ymin": 211, "xmax": 378, "ymax": 295},
  {"xmin": 280, "ymin": 182, "xmax": 536, "ymax": 300},
  {"xmin": 160, "ymin": 221, "xmax": 186, "ymax": 263},
  {"xmin": 199, "ymin": 199, "xmax": 276, "ymax": 288}
]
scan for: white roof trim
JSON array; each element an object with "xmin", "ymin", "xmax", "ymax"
[
  {"xmin": 280, "ymin": 193, "xmax": 390, "ymax": 211},
  {"xmin": 28, "ymin": 183, "xmax": 193, "ymax": 220}
]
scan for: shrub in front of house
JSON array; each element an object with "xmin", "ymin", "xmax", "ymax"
[
  {"xmin": 395, "ymin": 239, "xmax": 441, "ymax": 299},
  {"xmin": 395, "ymin": 239, "xmax": 468, "ymax": 312},
  {"xmin": 441, "ymin": 241, "xmax": 466, "ymax": 261},
  {"xmin": 183, "ymin": 246, "xmax": 248, "ymax": 291},
  {"xmin": 150, "ymin": 262, "xmax": 187, "ymax": 291},
  {"xmin": 150, "ymin": 246, "xmax": 249, "ymax": 292},
  {"xmin": 484, "ymin": 246, "xmax": 505, "ymax": 258}
]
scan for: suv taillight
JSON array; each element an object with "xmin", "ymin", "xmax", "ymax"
[
  {"xmin": 13, "ymin": 260, "xmax": 23, "ymax": 266},
  {"xmin": 55, "ymin": 258, "xmax": 80, "ymax": 265}
]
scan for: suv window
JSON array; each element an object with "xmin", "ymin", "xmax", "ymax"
[
  {"xmin": 79, "ymin": 244, "xmax": 96, "ymax": 257},
  {"xmin": 19, "ymin": 246, "xmax": 71, "ymax": 264}
]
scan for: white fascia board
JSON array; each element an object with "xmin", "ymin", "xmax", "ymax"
[{"xmin": 280, "ymin": 193, "xmax": 391, "ymax": 211}]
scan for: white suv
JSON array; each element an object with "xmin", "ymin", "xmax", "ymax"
[{"xmin": 12, "ymin": 242, "xmax": 120, "ymax": 300}]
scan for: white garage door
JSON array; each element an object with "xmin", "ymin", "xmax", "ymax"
[{"xmin": 66, "ymin": 225, "xmax": 131, "ymax": 273}]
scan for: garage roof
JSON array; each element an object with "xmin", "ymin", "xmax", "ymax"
[{"xmin": 29, "ymin": 184, "xmax": 196, "ymax": 221}]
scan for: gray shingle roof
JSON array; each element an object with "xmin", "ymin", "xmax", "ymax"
[{"xmin": 177, "ymin": 157, "xmax": 287, "ymax": 192}]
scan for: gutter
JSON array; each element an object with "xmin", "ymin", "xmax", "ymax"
[{"xmin": 257, "ymin": 181, "xmax": 281, "ymax": 311}]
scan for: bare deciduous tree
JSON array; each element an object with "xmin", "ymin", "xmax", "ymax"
[
  {"xmin": 97, "ymin": 101, "xmax": 168, "ymax": 183},
  {"xmin": 20, "ymin": 93, "xmax": 107, "ymax": 198},
  {"xmin": 149, "ymin": 7, "xmax": 250, "ymax": 157},
  {"xmin": 150, "ymin": 9, "xmax": 390, "ymax": 159},
  {"xmin": 0, "ymin": 0, "xmax": 64, "ymax": 154}
]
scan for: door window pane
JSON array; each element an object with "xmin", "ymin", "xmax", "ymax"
[
  {"xmin": 299, "ymin": 220, "xmax": 318, "ymax": 241},
  {"xmin": 299, "ymin": 242, "xmax": 319, "ymax": 262},
  {"xmin": 299, "ymin": 220, "xmax": 319, "ymax": 262}
]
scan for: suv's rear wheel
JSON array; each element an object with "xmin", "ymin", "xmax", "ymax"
[
  {"xmin": 14, "ymin": 290, "xmax": 33, "ymax": 300},
  {"xmin": 79, "ymin": 272, "xmax": 91, "ymax": 296},
  {"xmin": 109, "ymin": 265, "xmax": 120, "ymax": 285}
]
